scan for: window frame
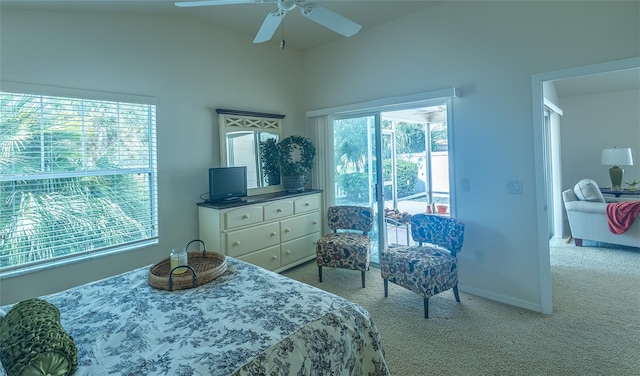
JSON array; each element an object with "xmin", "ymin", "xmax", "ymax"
[{"xmin": 0, "ymin": 82, "xmax": 158, "ymax": 278}]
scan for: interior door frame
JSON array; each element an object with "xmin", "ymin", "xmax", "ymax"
[{"xmin": 531, "ymin": 56, "xmax": 640, "ymax": 315}]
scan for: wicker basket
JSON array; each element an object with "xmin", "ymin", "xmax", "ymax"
[{"xmin": 148, "ymin": 240, "xmax": 227, "ymax": 291}]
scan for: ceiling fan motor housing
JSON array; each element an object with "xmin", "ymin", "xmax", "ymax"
[{"xmin": 279, "ymin": 0, "xmax": 298, "ymax": 12}]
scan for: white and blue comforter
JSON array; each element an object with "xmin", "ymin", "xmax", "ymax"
[{"xmin": 1, "ymin": 258, "xmax": 389, "ymax": 375}]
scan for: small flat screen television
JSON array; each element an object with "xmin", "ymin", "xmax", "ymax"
[{"xmin": 208, "ymin": 166, "xmax": 247, "ymax": 202}]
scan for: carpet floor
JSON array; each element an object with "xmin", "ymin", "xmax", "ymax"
[{"xmin": 282, "ymin": 241, "xmax": 640, "ymax": 376}]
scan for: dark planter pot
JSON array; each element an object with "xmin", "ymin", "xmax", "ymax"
[
  {"xmin": 283, "ymin": 175, "xmax": 305, "ymax": 193},
  {"xmin": 267, "ymin": 174, "xmax": 281, "ymax": 186}
]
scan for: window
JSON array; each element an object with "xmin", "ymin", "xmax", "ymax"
[{"xmin": 0, "ymin": 85, "xmax": 158, "ymax": 274}]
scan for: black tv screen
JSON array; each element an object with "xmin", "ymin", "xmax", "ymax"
[{"xmin": 209, "ymin": 166, "xmax": 247, "ymax": 202}]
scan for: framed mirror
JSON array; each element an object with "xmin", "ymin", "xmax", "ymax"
[{"xmin": 217, "ymin": 109, "xmax": 284, "ymax": 194}]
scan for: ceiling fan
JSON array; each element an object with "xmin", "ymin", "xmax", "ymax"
[{"xmin": 175, "ymin": 0, "xmax": 362, "ymax": 45}]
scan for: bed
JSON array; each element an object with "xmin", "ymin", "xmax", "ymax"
[{"xmin": 0, "ymin": 257, "xmax": 389, "ymax": 376}]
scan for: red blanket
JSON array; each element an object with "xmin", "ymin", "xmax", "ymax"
[{"xmin": 606, "ymin": 201, "xmax": 640, "ymax": 234}]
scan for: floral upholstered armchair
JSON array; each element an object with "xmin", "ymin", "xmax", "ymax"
[
  {"xmin": 380, "ymin": 214, "xmax": 465, "ymax": 318},
  {"xmin": 316, "ymin": 205, "xmax": 373, "ymax": 288}
]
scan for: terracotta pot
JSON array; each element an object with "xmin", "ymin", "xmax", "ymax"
[{"xmin": 436, "ymin": 205, "xmax": 448, "ymax": 214}]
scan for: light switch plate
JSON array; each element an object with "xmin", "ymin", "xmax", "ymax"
[
  {"xmin": 461, "ymin": 178, "xmax": 470, "ymax": 192},
  {"xmin": 506, "ymin": 180, "xmax": 523, "ymax": 194}
]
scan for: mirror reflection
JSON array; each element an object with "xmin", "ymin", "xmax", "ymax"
[{"xmin": 226, "ymin": 131, "xmax": 279, "ymax": 189}]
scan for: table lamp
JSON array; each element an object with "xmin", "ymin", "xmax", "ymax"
[{"xmin": 601, "ymin": 147, "xmax": 634, "ymax": 189}]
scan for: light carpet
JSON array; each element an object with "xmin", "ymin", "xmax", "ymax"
[{"xmin": 282, "ymin": 242, "xmax": 640, "ymax": 376}]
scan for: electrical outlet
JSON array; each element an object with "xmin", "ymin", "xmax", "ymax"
[
  {"xmin": 506, "ymin": 179, "xmax": 523, "ymax": 194},
  {"xmin": 461, "ymin": 178, "xmax": 470, "ymax": 192}
]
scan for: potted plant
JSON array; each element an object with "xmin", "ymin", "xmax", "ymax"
[
  {"xmin": 278, "ymin": 135, "xmax": 316, "ymax": 193},
  {"xmin": 259, "ymin": 138, "xmax": 280, "ymax": 186},
  {"xmin": 625, "ymin": 179, "xmax": 639, "ymax": 192}
]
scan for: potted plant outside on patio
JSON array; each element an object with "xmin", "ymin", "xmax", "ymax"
[
  {"xmin": 278, "ymin": 135, "xmax": 316, "ymax": 193},
  {"xmin": 259, "ymin": 138, "xmax": 280, "ymax": 186}
]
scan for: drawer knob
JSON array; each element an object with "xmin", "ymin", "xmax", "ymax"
[
  {"xmin": 284, "ymin": 228, "xmax": 291, "ymax": 233},
  {"xmin": 271, "ymin": 255, "xmax": 278, "ymax": 260},
  {"xmin": 276, "ymin": 208, "xmax": 282, "ymax": 212},
  {"xmin": 305, "ymin": 202, "xmax": 310, "ymax": 206},
  {"xmin": 233, "ymin": 241, "xmax": 240, "ymax": 246},
  {"xmin": 285, "ymin": 250, "xmax": 292, "ymax": 255},
  {"xmin": 313, "ymin": 221, "xmax": 318, "ymax": 224},
  {"xmin": 242, "ymin": 214, "xmax": 250, "ymax": 219},
  {"xmin": 270, "ymin": 232, "xmax": 277, "ymax": 237}
]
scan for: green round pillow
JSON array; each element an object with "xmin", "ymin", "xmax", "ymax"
[{"xmin": 0, "ymin": 299, "xmax": 77, "ymax": 376}]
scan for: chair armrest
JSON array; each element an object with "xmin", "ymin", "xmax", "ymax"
[{"xmin": 564, "ymin": 200, "xmax": 607, "ymax": 214}]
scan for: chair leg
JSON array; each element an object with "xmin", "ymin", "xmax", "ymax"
[
  {"xmin": 361, "ymin": 271, "xmax": 366, "ymax": 288},
  {"xmin": 453, "ymin": 284, "xmax": 461, "ymax": 302},
  {"xmin": 424, "ymin": 298, "xmax": 429, "ymax": 319},
  {"xmin": 383, "ymin": 279, "xmax": 388, "ymax": 297},
  {"xmin": 318, "ymin": 266, "xmax": 322, "ymax": 282}
]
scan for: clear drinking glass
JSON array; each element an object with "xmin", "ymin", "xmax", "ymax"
[{"xmin": 170, "ymin": 248, "xmax": 188, "ymax": 274}]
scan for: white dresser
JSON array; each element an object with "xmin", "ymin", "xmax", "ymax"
[{"xmin": 198, "ymin": 191, "xmax": 321, "ymax": 272}]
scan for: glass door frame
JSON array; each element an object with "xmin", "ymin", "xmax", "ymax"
[
  {"xmin": 332, "ymin": 97, "xmax": 456, "ymax": 263},
  {"xmin": 333, "ymin": 112, "xmax": 386, "ymax": 263}
]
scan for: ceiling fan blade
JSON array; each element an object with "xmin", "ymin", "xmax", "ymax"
[
  {"xmin": 253, "ymin": 11, "xmax": 284, "ymax": 43},
  {"xmin": 300, "ymin": 4, "xmax": 361, "ymax": 37},
  {"xmin": 175, "ymin": 0, "xmax": 259, "ymax": 8}
]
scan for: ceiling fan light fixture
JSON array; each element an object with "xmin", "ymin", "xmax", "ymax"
[{"xmin": 279, "ymin": 0, "xmax": 297, "ymax": 12}]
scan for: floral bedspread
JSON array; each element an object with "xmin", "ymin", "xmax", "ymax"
[{"xmin": 0, "ymin": 258, "xmax": 389, "ymax": 376}]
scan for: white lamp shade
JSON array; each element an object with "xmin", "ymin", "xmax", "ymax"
[{"xmin": 601, "ymin": 148, "xmax": 633, "ymax": 166}]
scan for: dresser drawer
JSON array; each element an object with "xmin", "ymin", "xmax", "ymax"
[
  {"xmin": 238, "ymin": 245, "xmax": 281, "ymax": 271},
  {"xmin": 224, "ymin": 206, "xmax": 264, "ymax": 230},
  {"xmin": 294, "ymin": 194, "xmax": 320, "ymax": 214},
  {"xmin": 281, "ymin": 233, "xmax": 320, "ymax": 265},
  {"xmin": 280, "ymin": 212, "xmax": 321, "ymax": 243},
  {"xmin": 226, "ymin": 222, "xmax": 279, "ymax": 257},
  {"xmin": 263, "ymin": 200, "xmax": 294, "ymax": 221}
]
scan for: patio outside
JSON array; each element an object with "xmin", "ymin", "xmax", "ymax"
[{"xmin": 334, "ymin": 109, "xmax": 450, "ymax": 263}]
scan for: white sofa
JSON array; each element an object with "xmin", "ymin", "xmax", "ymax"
[{"xmin": 562, "ymin": 179, "xmax": 640, "ymax": 248}]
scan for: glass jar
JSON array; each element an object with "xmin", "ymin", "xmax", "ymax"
[{"xmin": 170, "ymin": 248, "xmax": 188, "ymax": 274}]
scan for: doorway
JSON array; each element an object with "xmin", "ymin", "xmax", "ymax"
[
  {"xmin": 333, "ymin": 102, "xmax": 452, "ymax": 263},
  {"xmin": 532, "ymin": 57, "xmax": 640, "ymax": 315}
]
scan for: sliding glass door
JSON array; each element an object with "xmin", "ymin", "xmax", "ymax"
[
  {"xmin": 332, "ymin": 100, "xmax": 453, "ymax": 264},
  {"xmin": 333, "ymin": 114, "xmax": 385, "ymax": 262}
]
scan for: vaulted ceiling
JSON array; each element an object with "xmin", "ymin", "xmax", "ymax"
[
  {"xmin": 1, "ymin": 0, "xmax": 440, "ymax": 51},
  {"xmin": 3, "ymin": 0, "xmax": 637, "ymax": 96}
]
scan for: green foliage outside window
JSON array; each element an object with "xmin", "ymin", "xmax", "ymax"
[
  {"xmin": 383, "ymin": 159, "xmax": 419, "ymax": 198},
  {"xmin": 337, "ymin": 172, "xmax": 369, "ymax": 202},
  {"xmin": 334, "ymin": 116, "xmax": 442, "ymax": 203},
  {"xmin": 0, "ymin": 91, "xmax": 157, "ymax": 269},
  {"xmin": 337, "ymin": 159, "xmax": 418, "ymax": 201}
]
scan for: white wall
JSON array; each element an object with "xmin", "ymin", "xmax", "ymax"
[
  {"xmin": 559, "ymin": 89, "xmax": 640, "ymax": 190},
  {"xmin": 0, "ymin": 8, "xmax": 305, "ymax": 305},
  {"xmin": 302, "ymin": 1, "xmax": 639, "ymax": 311}
]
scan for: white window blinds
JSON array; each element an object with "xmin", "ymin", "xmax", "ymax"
[{"xmin": 0, "ymin": 88, "xmax": 158, "ymax": 273}]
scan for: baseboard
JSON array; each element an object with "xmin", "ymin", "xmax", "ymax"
[{"xmin": 458, "ymin": 284, "xmax": 546, "ymax": 314}]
